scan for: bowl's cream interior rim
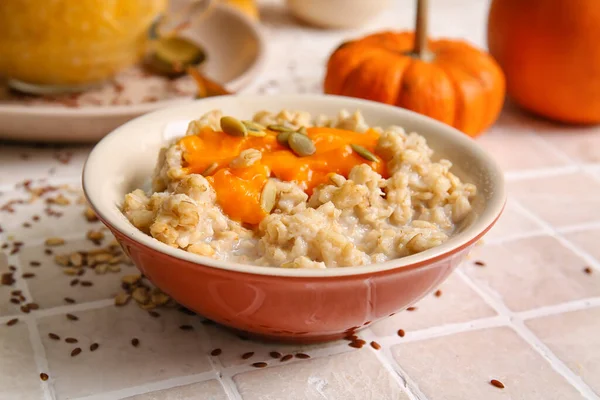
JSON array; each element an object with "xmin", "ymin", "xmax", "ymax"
[{"xmin": 83, "ymin": 94, "xmax": 506, "ymax": 278}]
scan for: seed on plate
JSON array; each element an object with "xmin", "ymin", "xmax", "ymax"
[
  {"xmin": 268, "ymin": 124, "xmax": 294, "ymax": 133},
  {"xmin": 295, "ymin": 353, "xmax": 310, "ymax": 359},
  {"xmin": 242, "ymin": 351, "xmax": 254, "ymax": 360},
  {"xmin": 260, "ymin": 179, "xmax": 277, "ymax": 213},
  {"xmin": 179, "ymin": 324, "xmax": 194, "ymax": 331},
  {"xmin": 280, "ymin": 354, "xmax": 293, "ymax": 362},
  {"xmin": 201, "ymin": 162, "xmax": 219, "ymax": 177},
  {"xmin": 397, "ymin": 329, "xmax": 406, "ymax": 337},
  {"xmin": 288, "ymin": 133, "xmax": 316, "ymax": 157},
  {"xmin": 48, "ymin": 333, "xmax": 60, "ymax": 340},
  {"xmin": 45, "ymin": 237, "xmax": 65, "ymax": 247},
  {"xmin": 131, "ymin": 338, "xmax": 140, "ymax": 347},
  {"xmin": 350, "ymin": 144, "xmax": 378, "ymax": 162},
  {"xmin": 66, "ymin": 313, "xmax": 79, "ymax": 321},
  {"xmin": 90, "ymin": 343, "xmax": 99, "ymax": 352},
  {"xmin": 6, "ymin": 318, "xmax": 18, "ymax": 326},
  {"xmin": 114, "ymin": 292, "xmax": 131, "ymax": 307},
  {"xmin": 269, "ymin": 351, "xmax": 282, "ymax": 359},
  {"xmin": 220, "ymin": 116, "xmax": 248, "ymax": 137},
  {"xmin": 490, "ymin": 379, "xmax": 505, "ymax": 389},
  {"xmin": 70, "ymin": 348, "xmax": 82, "ymax": 357},
  {"xmin": 252, "ymin": 362, "xmax": 268, "ymax": 368},
  {"xmin": 370, "ymin": 341, "xmax": 381, "ymax": 350},
  {"xmin": 65, "ymin": 337, "xmax": 78, "ymax": 344},
  {"xmin": 210, "ymin": 348, "xmax": 222, "ymax": 356},
  {"xmin": 276, "ymin": 131, "xmax": 292, "ymax": 147}
]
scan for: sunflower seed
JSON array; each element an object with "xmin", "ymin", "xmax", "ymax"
[
  {"xmin": 201, "ymin": 162, "xmax": 219, "ymax": 177},
  {"xmin": 260, "ymin": 179, "xmax": 277, "ymax": 213},
  {"xmin": 350, "ymin": 144, "xmax": 377, "ymax": 162},
  {"xmin": 220, "ymin": 116, "xmax": 247, "ymax": 137},
  {"xmin": 288, "ymin": 133, "xmax": 316, "ymax": 157}
]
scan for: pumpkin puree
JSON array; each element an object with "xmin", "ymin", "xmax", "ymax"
[{"xmin": 179, "ymin": 127, "xmax": 386, "ymax": 224}]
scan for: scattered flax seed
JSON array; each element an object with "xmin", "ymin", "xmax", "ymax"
[
  {"xmin": 584, "ymin": 267, "xmax": 593, "ymax": 275},
  {"xmin": 6, "ymin": 318, "xmax": 18, "ymax": 326},
  {"xmin": 32, "ymin": 215, "xmax": 40, "ymax": 221},
  {"xmin": 349, "ymin": 341, "xmax": 364, "ymax": 349},
  {"xmin": 71, "ymin": 348, "xmax": 82, "ymax": 357},
  {"xmin": 48, "ymin": 333, "xmax": 60, "ymax": 340},
  {"xmin": 20, "ymin": 305, "xmax": 30, "ymax": 313},
  {"xmin": 474, "ymin": 260, "xmax": 485, "ymax": 267},
  {"xmin": 22, "ymin": 273, "xmax": 35, "ymax": 279},
  {"xmin": 269, "ymin": 351, "xmax": 282, "ymax": 359},
  {"xmin": 148, "ymin": 311, "xmax": 160, "ymax": 318},
  {"xmin": 40, "ymin": 373, "xmax": 49, "ymax": 381},
  {"xmin": 210, "ymin": 348, "xmax": 222, "ymax": 356},
  {"xmin": 179, "ymin": 324, "xmax": 194, "ymax": 331},
  {"xmin": 242, "ymin": 352, "xmax": 255, "ymax": 360},
  {"xmin": 11, "ymin": 290, "xmax": 21, "ymax": 296},
  {"xmin": 65, "ymin": 338, "xmax": 78, "ymax": 344},
  {"xmin": 490, "ymin": 379, "xmax": 505, "ymax": 389},
  {"xmin": 23, "ymin": 222, "xmax": 31, "ymax": 228},
  {"xmin": 434, "ymin": 289, "xmax": 442, "ymax": 297},
  {"xmin": 295, "ymin": 353, "xmax": 310, "ymax": 359},
  {"xmin": 44, "ymin": 249, "xmax": 53, "ymax": 255},
  {"xmin": 80, "ymin": 281, "xmax": 93, "ymax": 287},
  {"xmin": 10, "ymin": 298, "xmax": 20, "ymax": 305},
  {"xmin": 64, "ymin": 297, "xmax": 75, "ymax": 304},
  {"xmin": 90, "ymin": 343, "xmax": 99, "ymax": 352},
  {"xmin": 8, "ymin": 266, "xmax": 16, "ymax": 272},
  {"xmin": 397, "ymin": 329, "xmax": 406, "ymax": 337},
  {"xmin": 370, "ymin": 341, "xmax": 381, "ymax": 350},
  {"xmin": 1, "ymin": 272, "xmax": 15, "ymax": 285},
  {"xmin": 406, "ymin": 306, "xmax": 417, "ymax": 311},
  {"xmin": 29, "ymin": 261, "xmax": 41, "ymax": 267},
  {"xmin": 280, "ymin": 354, "xmax": 293, "ymax": 362},
  {"xmin": 66, "ymin": 313, "xmax": 79, "ymax": 321},
  {"xmin": 252, "ymin": 362, "xmax": 268, "ymax": 368},
  {"xmin": 131, "ymin": 338, "xmax": 140, "ymax": 347},
  {"xmin": 45, "ymin": 237, "xmax": 65, "ymax": 247},
  {"xmin": 70, "ymin": 279, "xmax": 80, "ymax": 286},
  {"xmin": 26, "ymin": 302, "xmax": 39, "ymax": 310}
]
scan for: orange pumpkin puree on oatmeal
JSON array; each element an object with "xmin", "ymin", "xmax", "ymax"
[{"xmin": 179, "ymin": 125, "xmax": 386, "ymax": 224}]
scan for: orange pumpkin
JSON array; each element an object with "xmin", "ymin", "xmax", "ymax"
[
  {"xmin": 324, "ymin": 31, "xmax": 506, "ymax": 137},
  {"xmin": 488, "ymin": 0, "xmax": 600, "ymax": 124}
]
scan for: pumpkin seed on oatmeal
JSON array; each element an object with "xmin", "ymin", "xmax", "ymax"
[{"xmin": 123, "ymin": 109, "xmax": 477, "ymax": 268}]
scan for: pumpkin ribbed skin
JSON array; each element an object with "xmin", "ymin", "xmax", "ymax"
[
  {"xmin": 488, "ymin": 0, "xmax": 600, "ymax": 124},
  {"xmin": 324, "ymin": 32, "xmax": 505, "ymax": 137}
]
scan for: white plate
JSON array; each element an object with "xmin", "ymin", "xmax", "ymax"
[{"xmin": 0, "ymin": 4, "xmax": 266, "ymax": 143}]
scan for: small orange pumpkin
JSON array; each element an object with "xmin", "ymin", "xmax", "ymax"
[{"xmin": 324, "ymin": 31, "xmax": 506, "ymax": 137}]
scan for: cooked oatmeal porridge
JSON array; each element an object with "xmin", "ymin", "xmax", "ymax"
[{"xmin": 122, "ymin": 109, "xmax": 477, "ymax": 268}]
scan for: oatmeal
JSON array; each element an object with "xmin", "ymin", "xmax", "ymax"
[{"xmin": 123, "ymin": 109, "xmax": 477, "ymax": 268}]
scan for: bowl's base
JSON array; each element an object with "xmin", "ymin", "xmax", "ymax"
[{"xmin": 230, "ymin": 328, "xmax": 359, "ymax": 344}]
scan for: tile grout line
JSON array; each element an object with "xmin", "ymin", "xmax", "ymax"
[
  {"xmin": 7, "ymin": 252, "xmax": 57, "ymax": 400},
  {"xmin": 503, "ymin": 165, "xmax": 580, "ymax": 181},
  {"xmin": 455, "ymin": 269, "xmax": 600, "ymax": 399},
  {"xmin": 517, "ymin": 298, "xmax": 600, "ymax": 321}
]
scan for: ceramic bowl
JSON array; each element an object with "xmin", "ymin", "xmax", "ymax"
[
  {"xmin": 83, "ymin": 94, "xmax": 505, "ymax": 343},
  {"xmin": 286, "ymin": 0, "xmax": 390, "ymax": 29}
]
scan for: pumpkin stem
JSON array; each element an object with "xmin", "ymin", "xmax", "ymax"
[{"xmin": 414, "ymin": 0, "xmax": 429, "ymax": 58}]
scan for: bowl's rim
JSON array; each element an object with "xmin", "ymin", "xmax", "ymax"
[
  {"xmin": 0, "ymin": 3, "xmax": 266, "ymax": 117},
  {"xmin": 83, "ymin": 94, "xmax": 507, "ymax": 278}
]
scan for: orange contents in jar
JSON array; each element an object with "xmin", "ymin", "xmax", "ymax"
[{"xmin": 179, "ymin": 126, "xmax": 386, "ymax": 224}]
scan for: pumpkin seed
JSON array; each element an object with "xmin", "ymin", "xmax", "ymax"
[
  {"xmin": 350, "ymin": 144, "xmax": 377, "ymax": 162},
  {"xmin": 260, "ymin": 179, "xmax": 277, "ymax": 213},
  {"xmin": 276, "ymin": 131, "xmax": 292, "ymax": 147},
  {"xmin": 202, "ymin": 162, "xmax": 218, "ymax": 176},
  {"xmin": 288, "ymin": 133, "xmax": 316, "ymax": 157},
  {"xmin": 267, "ymin": 124, "xmax": 294, "ymax": 133},
  {"xmin": 220, "ymin": 116, "xmax": 247, "ymax": 137},
  {"xmin": 243, "ymin": 120, "xmax": 267, "ymax": 137},
  {"xmin": 297, "ymin": 126, "xmax": 308, "ymax": 135}
]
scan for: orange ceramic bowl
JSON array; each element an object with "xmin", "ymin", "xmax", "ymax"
[{"xmin": 83, "ymin": 95, "xmax": 505, "ymax": 343}]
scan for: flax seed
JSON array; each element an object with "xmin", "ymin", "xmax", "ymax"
[
  {"xmin": 40, "ymin": 373, "xmax": 49, "ymax": 381},
  {"xmin": 48, "ymin": 333, "xmax": 60, "ymax": 340},
  {"xmin": 434, "ymin": 289, "xmax": 442, "ymax": 297},
  {"xmin": 70, "ymin": 278, "xmax": 79, "ymax": 286},
  {"xmin": 148, "ymin": 311, "xmax": 160, "ymax": 318},
  {"xmin": 44, "ymin": 249, "xmax": 53, "ymax": 255},
  {"xmin": 370, "ymin": 341, "xmax": 381, "ymax": 350},
  {"xmin": 397, "ymin": 329, "xmax": 406, "ymax": 337},
  {"xmin": 80, "ymin": 280, "xmax": 93, "ymax": 287},
  {"xmin": 295, "ymin": 353, "xmax": 310, "ymax": 359},
  {"xmin": 10, "ymin": 298, "xmax": 20, "ymax": 305},
  {"xmin": 269, "ymin": 351, "xmax": 282, "ymax": 359},
  {"xmin": 179, "ymin": 324, "xmax": 194, "ymax": 331},
  {"xmin": 474, "ymin": 260, "xmax": 485, "ymax": 266},
  {"xmin": 20, "ymin": 305, "xmax": 30, "ymax": 313},
  {"xmin": 90, "ymin": 343, "xmax": 99, "ymax": 352},
  {"xmin": 131, "ymin": 338, "xmax": 140, "ymax": 347},
  {"xmin": 26, "ymin": 302, "xmax": 39, "ymax": 310},
  {"xmin": 29, "ymin": 261, "xmax": 41, "ymax": 267},
  {"xmin": 71, "ymin": 348, "xmax": 82, "ymax": 357},
  {"xmin": 584, "ymin": 266, "xmax": 593, "ymax": 274},
  {"xmin": 64, "ymin": 297, "xmax": 75, "ymax": 304},
  {"xmin": 349, "ymin": 341, "xmax": 364, "ymax": 349},
  {"xmin": 280, "ymin": 354, "xmax": 293, "ymax": 362},
  {"xmin": 210, "ymin": 348, "xmax": 222, "ymax": 356},
  {"xmin": 406, "ymin": 306, "xmax": 417, "ymax": 311},
  {"xmin": 252, "ymin": 362, "xmax": 267, "ymax": 368},
  {"xmin": 242, "ymin": 352, "xmax": 254, "ymax": 360},
  {"xmin": 65, "ymin": 337, "xmax": 78, "ymax": 344},
  {"xmin": 66, "ymin": 313, "xmax": 78, "ymax": 321},
  {"xmin": 6, "ymin": 318, "xmax": 18, "ymax": 326},
  {"xmin": 490, "ymin": 379, "xmax": 505, "ymax": 389},
  {"xmin": 1, "ymin": 272, "xmax": 15, "ymax": 285},
  {"xmin": 22, "ymin": 273, "xmax": 35, "ymax": 279}
]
